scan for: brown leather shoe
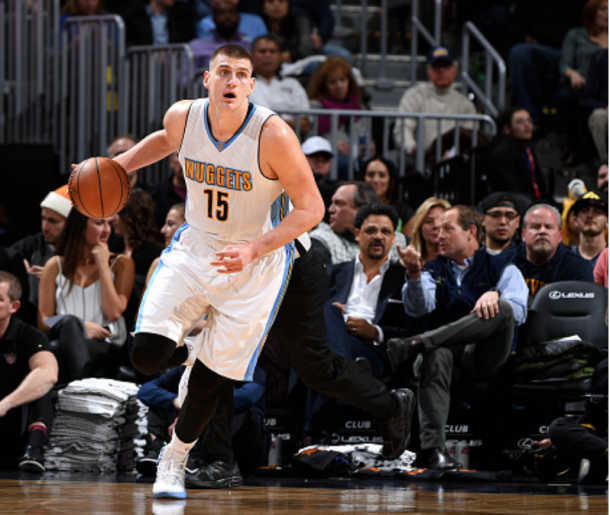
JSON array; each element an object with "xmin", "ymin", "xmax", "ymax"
[{"xmin": 416, "ymin": 447, "xmax": 462, "ymax": 470}]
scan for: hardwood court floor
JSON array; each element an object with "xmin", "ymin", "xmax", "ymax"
[{"xmin": 0, "ymin": 473, "xmax": 607, "ymax": 514}]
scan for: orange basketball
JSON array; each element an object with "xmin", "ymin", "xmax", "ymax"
[{"xmin": 68, "ymin": 157, "xmax": 131, "ymax": 218}]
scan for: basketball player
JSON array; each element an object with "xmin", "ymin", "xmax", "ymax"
[
  {"xmin": 76, "ymin": 45, "xmax": 323, "ymax": 499},
  {"xmin": 79, "ymin": 45, "xmax": 414, "ymax": 499}
]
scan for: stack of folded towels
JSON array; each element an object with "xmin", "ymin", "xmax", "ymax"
[{"xmin": 45, "ymin": 378, "xmax": 148, "ymax": 473}]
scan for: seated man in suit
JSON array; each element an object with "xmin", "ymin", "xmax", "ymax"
[
  {"xmin": 388, "ymin": 205, "xmax": 528, "ymax": 469},
  {"xmin": 305, "ymin": 203, "xmax": 410, "ymax": 441}
]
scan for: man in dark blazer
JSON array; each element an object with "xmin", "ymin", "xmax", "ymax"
[
  {"xmin": 488, "ymin": 107, "xmax": 549, "ymax": 202},
  {"xmin": 305, "ymin": 203, "xmax": 410, "ymax": 440}
]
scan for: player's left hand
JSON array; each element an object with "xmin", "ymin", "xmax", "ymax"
[
  {"xmin": 471, "ymin": 291, "xmax": 500, "ymax": 319},
  {"xmin": 345, "ymin": 317, "xmax": 378, "ymax": 340},
  {"xmin": 212, "ymin": 244, "xmax": 255, "ymax": 273}
]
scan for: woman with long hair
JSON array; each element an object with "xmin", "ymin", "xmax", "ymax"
[
  {"xmin": 38, "ymin": 210, "xmax": 134, "ymax": 383},
  {"xmin": 360, "ymin": 156, "xmax": 414, "ymax": 237},
  {"xmin": 308, "ymin": 57, "xmax": 369, "ymax": 176},
  {"xmin": 410, "ymin": 197, "xmax": 451, "ymax": 266}
]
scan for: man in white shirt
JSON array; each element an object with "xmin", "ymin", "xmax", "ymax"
[
  {"xmin": 392, "ymin": 46, "xmax": 477, "ymax": 161},
  {"xmin": 305, "ymin": 202, "xmax": 413, "ymax": 441},
  {"xmin": 248, "ymin": 35, "xmax": 311, "ymax": 134}
]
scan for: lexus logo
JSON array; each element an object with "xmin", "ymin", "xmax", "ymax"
[{"xmin": 549, "ymin": 291, "xmax": 595, "ymax": 300}]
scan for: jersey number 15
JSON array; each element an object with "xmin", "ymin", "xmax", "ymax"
[{"xmin": 203, "ymin": 189, "xmax": 229, "ymax": 222}]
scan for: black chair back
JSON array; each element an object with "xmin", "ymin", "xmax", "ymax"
[{"xmin": 522, "ymin": 281, "xmax": 608, "ymax": 349}]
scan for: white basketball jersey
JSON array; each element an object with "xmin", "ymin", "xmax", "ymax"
[{"xmin": 179, "ymin": 99, "xmax": 287, "ymax": 247}]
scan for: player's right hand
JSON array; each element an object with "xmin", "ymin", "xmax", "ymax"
[{"xmin": 211, "ymin": 243, "xmax": 255, "ymax": 274}]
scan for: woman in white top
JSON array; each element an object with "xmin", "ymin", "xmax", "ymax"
[{"xmin": 38, "ymin": 209, "xmax": 135, "ymax": 383}]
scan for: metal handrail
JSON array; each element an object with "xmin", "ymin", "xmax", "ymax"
[
  {"xmin": 410, "ymin": 0, "xmax": 442, "ymax": 85},
  {"xmin": 461, "ymin": 21, "xmax": 506, "ymax": 118},
  {"xmin": 274, "ymin": 107, "xmax": 496, "ymax": 179},
  {"xmin": 58, "ymin": 15, "xmax": 126, "ymax": 171}
]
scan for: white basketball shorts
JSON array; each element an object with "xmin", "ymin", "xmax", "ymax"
[{"xmin": 136, "ymin": 224, "xmax": 294, "ymax": 381}]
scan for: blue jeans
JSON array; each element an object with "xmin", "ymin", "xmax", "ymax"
[{"xmin": 508, "ymin": 43, "xmax": 562, "ymax": 123}]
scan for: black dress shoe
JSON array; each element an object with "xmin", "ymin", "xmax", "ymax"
[
  {"xmin": 387, "ymin": 337, "xmax": 424, "ymax": 366},
  {"xmin": 185, "ymin": 460, "xmax": 242, "ymax": 489},
  {"xmin": 378, "ymin": 388, "xmax": 416, "ymax": 460},
  {"xmin": 19, "ymin": 444, "xmax": 45, "ymax": 473},
  {"xmin": 354, "ymin": 356, "xmax": 373, "ymax": 376},
  {"xmin": 416, "ymin": 447, "xmax": 462, "ymax": 470}
]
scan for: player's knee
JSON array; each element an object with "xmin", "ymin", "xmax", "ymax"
[{"xmin": 131, "ymin": 332, "xmax": 176, "ymax": 376}]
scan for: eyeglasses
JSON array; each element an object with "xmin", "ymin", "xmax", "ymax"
[{"xmin": 486, "ymin": 210, "xmax": 519, "ymax": 220}]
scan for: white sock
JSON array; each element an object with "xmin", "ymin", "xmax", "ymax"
[{"xmin": 169, "ymin": 431, "xmax": 197, "ymax": 459}]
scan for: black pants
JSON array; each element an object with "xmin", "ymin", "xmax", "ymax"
[
  {"xmin": 47, "ymin": 315, "xmax": 114, "ymax": 384},
  {"xmin": 0, "ymin": 392, "xmax": 54, "ymax": 466},
  {"xmin": 273, "ymin": 249, "xmax": 394, "ymax": 421},
  {"xmin": 133, "ymin": 249, "xmax": 395, "ymax": 455},
  {"xmin": 549, "ymin": 417, "xmax": 608, "ymax": 462}
]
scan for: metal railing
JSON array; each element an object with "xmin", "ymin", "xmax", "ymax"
[
  {"xmin": 274, "ymin": 107, "xmax": 496, "ymax": 180},
  {"xmin": 58, "ymin": 15, "xmax": 126, "ymax": 172},
  {"xmin": 461, "ymin": 21, "xmax": 506, "ymax": 118},
  {"xmin": 410, "ymin": 0, "xmax": 442, "ymax": 86},
  {"xmin": 0, "ymin": 0, "xmax": 60, "ymax": 144},
  {"xmin": 125, "ymin": 44, "xmax": 195, "ymax": 182}
]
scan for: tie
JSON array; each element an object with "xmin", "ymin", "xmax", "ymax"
[{"xmin": 525, "ymin": 147, "xmax": 541, "ymax": 199}]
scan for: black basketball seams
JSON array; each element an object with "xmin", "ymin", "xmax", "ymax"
[
  {"xmin": 75, "ymin": 159, "xmax": 95, "ymax": 218},
  {"xmin": 95, "ymin": 157, "xmax": 105, "ymax": 218},
  {"xmin": 105, "ymin": 157, "xmax": 130, "ymax": 212}
]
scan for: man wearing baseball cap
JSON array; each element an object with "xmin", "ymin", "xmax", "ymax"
[
  {"xmin": 572, "ymin": 190, "xmax": 608, "ymax": 269},
  {"xmin": 481, "ymin": 192, "xmax": 523, "ymax": 257},
  {"xmin": 302, "ymin": 136, "xmax": 336, "ymax": 219},
  {"xmin": 392, "ymin": 45, "xmax": 476, "ymax": 163},
  {"xmin": 9, "ymin": 185, "xmax": 72, "ymax": 309}
]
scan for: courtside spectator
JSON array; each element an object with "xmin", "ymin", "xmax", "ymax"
[
  {"xmin": 0, "ymin": 272, "xmax": 57, "ymax": 473},
  {"xmin": 481, "ymin": 192, "xmax": 523, "ymax": 257},
  {"xmin": 389, "ymin": 206, "xmax": 528, "ymax": 470},
  {"xmin": 572, "ymin": 190, "xmax": 608, "ymax": 268},
  {"xmin": 511, "ymin": 204, "xmax": 594, "ymax": 305}
]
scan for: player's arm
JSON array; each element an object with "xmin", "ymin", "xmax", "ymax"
[
  {"xmin": 0, "ymin": 351, "xmax": 58, "ymax": 418},
  {"xmin": 212, "ymin": 117, "xmax": 324, "ymax": 273},
  {"xmin": 263, "ymin": 118, "xmax": 325, "ymax": 242},
  {"xmin": 110, "ymin": 100, "xmax": 192, "ymax": 177}
]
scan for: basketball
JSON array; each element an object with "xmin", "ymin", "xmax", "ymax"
[{"xmin": 68, "ymin": 157, "xmax": 131, "ymax": 218}]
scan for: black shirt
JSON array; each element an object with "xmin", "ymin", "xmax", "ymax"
[{"xmin": 0, "ymin": 317, "xmax": 50, "ymax": 397}]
